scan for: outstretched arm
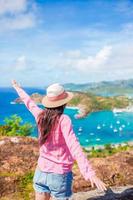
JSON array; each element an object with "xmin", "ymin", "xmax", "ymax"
[
  {"xmin": 12, "ymin": 80, "xmax": 43, "ymax": 121},
  {"xmin": 61, "ymin": 115, "xmax": 107, "ymax": 191}
]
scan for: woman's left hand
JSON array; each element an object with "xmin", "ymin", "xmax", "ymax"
[
  {"xmin": 11, "ymin": 79, "xmax": 21, "ymax": 88},
  {"xmin": 89, "ymin": 175, "xmax": 107, "ymax": 192}
]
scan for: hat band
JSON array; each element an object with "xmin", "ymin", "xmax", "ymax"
[{"xmin": 47, "ymin": 91, "xmax": 68, "ymax": 101}]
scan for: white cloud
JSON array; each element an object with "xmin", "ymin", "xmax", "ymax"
[
  {"xmin": 57, "ymin": 46, "xmax": 112, "ymax": 72},
  {"xmin": 0, "ymin": 0, "xmax": 37, "ymax": 31},
  {"xmin": 0, "ymin": 13, "xmax": 35, "ymax": 31},
  {"xmin": 122, "ymin": 22, "xmax": 133, "ymax": 35},
  {"xmin": 14, "ymin": 55, "xmax": 35, "ymax": 72},
  {"xmin": 0, "ymin": 0, "xmax": 27, "ymax": 15},
  {"xmin": 14, "ymin": 55, "xmax": 27, "ymax": 71},
  {"xmin": 59, "ymin": 50, "xmax": 81, "ymax": 58}
]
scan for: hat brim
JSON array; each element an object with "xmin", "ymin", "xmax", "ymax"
[{"xmin": 42, "ymin": 92, "xmax": 74, "ymax": 108}]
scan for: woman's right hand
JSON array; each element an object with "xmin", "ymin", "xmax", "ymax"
[
  {"xmin": 89, "ymin": 175, "xmax": 107, "ymax": 192},
  {"xmin": 11, "ymin": 79, "xmax": 21, "ymax": 88}
]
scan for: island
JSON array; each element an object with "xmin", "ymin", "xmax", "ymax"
[{"xmin": 14, "ymin": 91, "xmax": 133, "ymax": 118}]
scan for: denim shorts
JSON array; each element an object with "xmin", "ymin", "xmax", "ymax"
[{"xmin": 33, "ymin": 166, "xmax": 73, "ymax": 199}]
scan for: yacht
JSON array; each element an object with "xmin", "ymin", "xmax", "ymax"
[
  {"xmin": 116, "ymin": 120, "xmax": 120, "ymax": 124},
  {"xmin": 96, "ymin": 138, "xmax": 101, "ymax": 141},
  {"xmin": 119, "ymin": 127, "xmax": 123, "ymax": 131},
  {"xmin": 90, "ymin": 132, "xmax": 94, "ymax": 135},
  {"xmin": 78, "ymin": 127, "xmax": 83, "ymax": 132},
  {"xmin": 113, "ymin": 128, "xmax": 118, "ymax": 132},
  {"xmin": 110, "ymin": 124, "xmax": 113, "ymax": 129},
  {"xmin": 97, "ymin": 125, "xmax": 101, "ymax": 129}
]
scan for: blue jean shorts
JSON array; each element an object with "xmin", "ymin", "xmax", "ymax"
[{"xmin": 33, "ymin": 166, "xmax": 73, "ymax": 199}]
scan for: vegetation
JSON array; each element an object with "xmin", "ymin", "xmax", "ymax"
[
  {"xmin": 83, "ymin": 143, "xmax": 132, "ymax": 158},
  {"xmin": 0, "ymin": 115, "xmax": 33, "ymax": 137},
  {"xmin": 68, "ymin": 91, "xmax": 132, "ymax": 115},
  {"xmin": 18, "ymin": 171, "xmax": 34, "ymax": 200},
  {"xmin": 0, "ymin": 171, "xmax": 34, "ymax": 200}
]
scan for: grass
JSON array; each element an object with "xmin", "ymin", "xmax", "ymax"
[
  {"xmin": 83, "ymin": 143, "xmax": 132, "ymax": 158},
  {"xmin": 0, "ymin": 171, "xmax": 34, "ymax": 200},
  {"xmin": 17, "ymin": 171, "xmax": 34, "ymax": 200}
]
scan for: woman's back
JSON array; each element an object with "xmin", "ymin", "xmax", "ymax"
[{"xmin": 38, "ymin": 114, "xmax": 74, "ymax": 173}]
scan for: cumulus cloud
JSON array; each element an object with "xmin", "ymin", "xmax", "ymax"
[
  {"xmin": 0, "ymin": 13, "xmax": 35, "ymax": 30},
  {"xmin": 0, "ymin": 0, "xmax": 37, "ymax": 31},
  {"xmin": 14, "ymin": 55, "xmax": 27, "ymax": 71},
  {"xmin": 14, "ymin": 55, "xmax": 35, "ymax": 72},
  {"xmin": 0, "ymin": 0, "xmax": 27, "ymax": 14},
  {"xmin": 57, "ymin": 46, "xmax": 112, "ymax": 72}
]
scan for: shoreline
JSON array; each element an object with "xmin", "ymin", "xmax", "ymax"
[
  {"xmin": 83, "ymin": 140, "xmax": 133, "ymax": 151},
  {"xmin": 66, "ymin": 106, "xmax": 79, "ymax": 110}
]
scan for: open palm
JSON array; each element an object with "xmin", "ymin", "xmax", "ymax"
[
  {"xmin": 11, "ymin": 80, "xmax": 20, "ymax": 88},
  {"xmin": 90, "ymin": 175, "xmax": 107, "ymax": 191}
]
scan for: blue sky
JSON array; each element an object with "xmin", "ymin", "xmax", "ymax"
[{"xmin": 0, "ymin": 0, "xmax": 133, "ymax": 87}]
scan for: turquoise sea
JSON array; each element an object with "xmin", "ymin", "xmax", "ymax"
[{"xmin": 0, "ymin": 87, "xmax": 133, "ymax": 147}]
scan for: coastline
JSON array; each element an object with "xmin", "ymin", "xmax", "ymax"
[
  {"xmin": 12, "ymin": 91, "xmax": 133, "ymax": 119},
  {"xmin": 84, "ymin": 140, "xmax": 133, "ymax": 151}
]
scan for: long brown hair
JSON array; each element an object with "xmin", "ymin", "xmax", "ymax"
[{"xmin": 37, "ymin": 104, "xmax": 66, "ymax": 146}]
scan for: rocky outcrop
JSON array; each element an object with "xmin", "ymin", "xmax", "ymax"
[
  {"xmin": 14, "ymin": 93, "xmax": 43, "ymax": 104},
  {"xmin": 71, "ymin": 186, "xmax": 133, "ymax": 200},
  {"xmin": 0, "ymin": 136, "xmax": 133, "ymax": 199}
]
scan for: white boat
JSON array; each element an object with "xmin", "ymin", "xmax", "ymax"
[
  {"xmin": 113, "ymin": 105, "xmax": 133, "ymax": 113},
  {"xmin": 113, "ymin": 108, "xmax": 124, "ymax": 113},
  {"xmin": 90, "ymin": 132, "xmax": 94, "ymax": 135},
  {"xmin": 97, "ymin": 125, "xmax": 101, "ymax": 129},
  {"xmin": 10, "ymin": 101, "xmax": 16, "ymax": 104},
  {"xmin": 85, "ymin": 139, "xmax": 89, "ymax": 142},
  {"xmin": 113, "ymin": 128, "xmax": 118, "ymax": 132},
  {"xmin": 116, "ymin": 120, "xmax": 120, "ymax": 124},
  {"xmin": 78, "ymin": 127, "xmax": 82, "ymax": 132},
  {"xmin": 102, "ymin": 123, "xmax": 105, "ymax": 127},
  {"xmin": 119, "ymin": 127, "xmax": 123, "ymax": 131},
  {"xmin": 121, "ymin": 124, "xmax": 126, "ymax": 128},
  {"xmin": 96, "ymin": 138, "xmax": 101, "ymax": 141},
  {"xmin": 110, "ymin": 124, "xmax": 113, "ymax": 129}
]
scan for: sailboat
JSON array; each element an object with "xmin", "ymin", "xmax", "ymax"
[
  {"xmin": 97, "ymin": 125, "xmax": 101, "ymax": 129},
  {"xmin": 113, "ymin": 128, "xmax": 118, "ymax": 132},
  {"xmin": 78, "ymin": 127, "xmax": 82, "ymax": 132},
  {"xmin": 110, "ymin": 124, "xmax": 113, "ymax": 129}
]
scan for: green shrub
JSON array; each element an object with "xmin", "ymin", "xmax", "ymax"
[
  {"xmin": 17, "ymin": 171, "xmax": 34, "ymax": 200},
  {"xmin": 0, "ymin": 115, "xmax": 34, "ymax": 136},
  {"xmin": 88, "ymin": 143, "xmax": 132, "ymax": 158}
]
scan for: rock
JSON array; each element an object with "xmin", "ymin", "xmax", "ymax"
[
  {"xmin": 10, "ymin": 137, "xmax": 20, "ymax": 143},
  {"xmin": 71, "ymin": 186, "xmax": 133, "ymax": 200},
  {"xmin": 0, "ymin": 140, "xmax": 5, "ymax": 146},
  {"xmin": 14, "ymin": 93, "xmax": 43, "ymax": 104}
]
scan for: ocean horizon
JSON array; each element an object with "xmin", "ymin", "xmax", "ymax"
[{"xmin": 0, "ymin": 87, "xmax": 133, "ymax": 147}]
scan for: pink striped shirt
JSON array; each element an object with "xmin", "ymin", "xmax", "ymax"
[{"xmin": 14, "ymin": 87, "xmax": 95, "ymax": 180}]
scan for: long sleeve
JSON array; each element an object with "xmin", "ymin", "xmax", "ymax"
[
  {"xmin": 61, "ymin": 114, "xmax": 95, "ymax": 181},
  {"xmin": 14, "ymin": 86, "xmax": 43, "ymax": 121}
]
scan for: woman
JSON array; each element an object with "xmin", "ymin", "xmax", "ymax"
[{"xmin": 12, "ymin": 80, "xmax": 106, "ymax": 200}]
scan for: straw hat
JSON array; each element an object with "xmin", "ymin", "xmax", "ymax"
[{"xmin": 42, "ymin": 83, "xmax": 73, "ymax": 108}]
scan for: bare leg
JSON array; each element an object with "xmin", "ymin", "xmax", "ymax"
[{"xmin": 35, "ymin": 191, "xmax": 51, "ymax": 200}]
